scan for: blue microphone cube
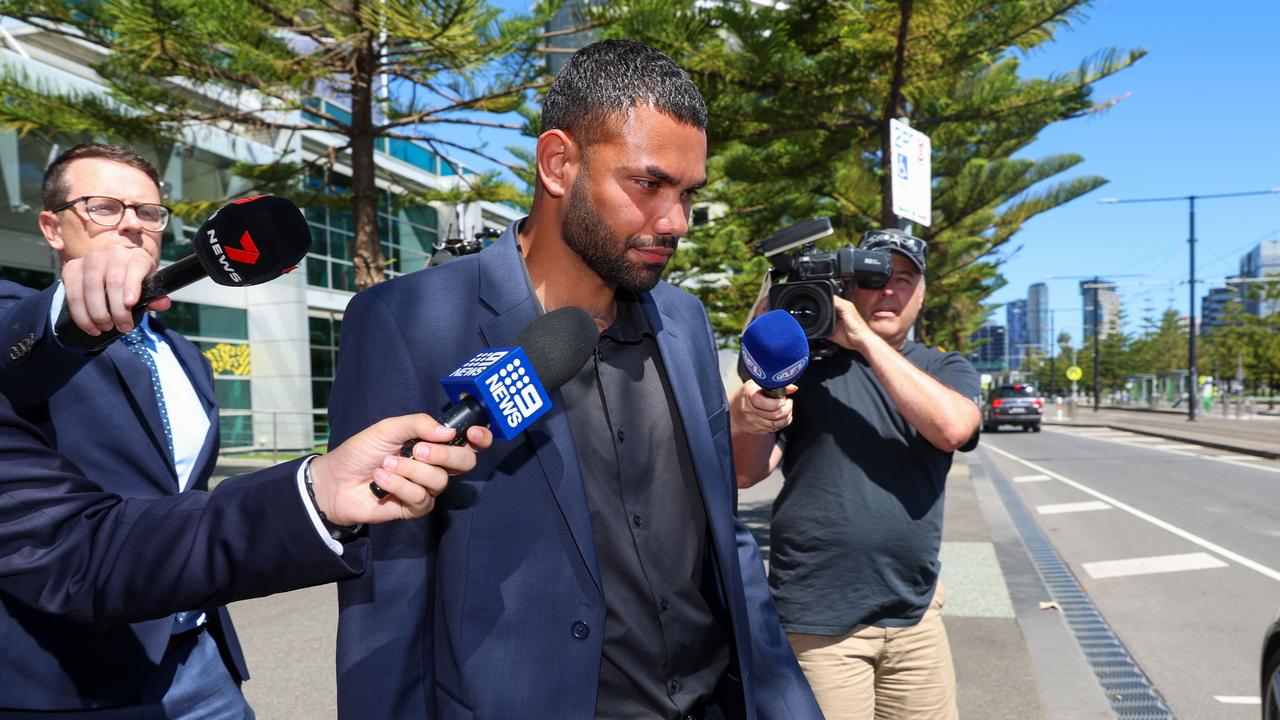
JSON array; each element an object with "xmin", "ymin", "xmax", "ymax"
[{"xmin": 439, "ymin": 347, "xmax": 552, "ymax": 441}]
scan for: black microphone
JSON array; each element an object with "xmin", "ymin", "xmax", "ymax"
[
  {"xmin": 374, "ymin": 306, "xmax": 598, "ymax": 498},
  {"xmin": 55, "ymin": 195, "xmax": 311, "ymax": 352}
]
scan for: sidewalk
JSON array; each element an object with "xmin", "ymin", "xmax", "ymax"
[
  {"xmin": 1046, "ymin": 406, "xmax": 1280, "ymax": 459},
  {"xmin": 737, "ymin": 458, "xmax": 1113, "ymax": 720}
]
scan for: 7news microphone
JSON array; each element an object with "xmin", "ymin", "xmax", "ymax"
[
  {"xmin": 741, "ymin": 309, "xmax": 811, "ymax": 398},
  {"xmin": 372, "ymin": 306, "xmax": 598, "ymax": 498},
  {"xmin": 55, "ymin": 195, "xmax": 311, "ymax": 352}
]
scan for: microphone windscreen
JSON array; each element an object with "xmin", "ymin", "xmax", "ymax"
[
  {"xmin": 741, "ymin": 309, "xmax": 810, "ymax": 390},
  {"xmin": 193, "ymin": 195, "xmax": 312, "ymax": 286},
  {"xmin": 516, "ymin": 306, "xmax": 598, "ymax": 391}
]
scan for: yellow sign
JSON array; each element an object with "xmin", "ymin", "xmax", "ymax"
[{"xmin": 1065, "ymin": 365, "xmax": 1083, "ymax": 382}]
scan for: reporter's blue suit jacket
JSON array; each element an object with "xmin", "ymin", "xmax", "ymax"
[
  {"xmin": 0, "ymin": 281, "xmax": 248, "ymax": 713},
  {"xmin": 329, "ymin": 223, "xmax": 822, "ymax": 720}
]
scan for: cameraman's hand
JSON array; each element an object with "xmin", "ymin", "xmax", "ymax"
[
  {"xmin": 828, "ymin": 293, "xmax": 874, "ymax": 353},
  {"xmin": 730, "ymin": 379, "xmax": 797, "ymax": 435}
]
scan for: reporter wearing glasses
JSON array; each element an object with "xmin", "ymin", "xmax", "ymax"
[
  {"xmin": 0, "ymin": 142, "xmax": 260, "ymax": 718},
  {"xmin": 730, "ymin": 229, "xmax": 982, "ymax": 720}
]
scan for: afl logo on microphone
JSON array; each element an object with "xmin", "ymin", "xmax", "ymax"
[
  {"xmin": 772, "ymin": 357, "xmax": 808, "ymax": 384},
  {"xmin": 741, "ymin": 346, "xmax": 765, "ymax": 382}
]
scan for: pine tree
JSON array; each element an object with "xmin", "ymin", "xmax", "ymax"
[
  {"xmin": 602, "ymin": 0, "xmax": 1143, "ymax": 346},
  {"xmin": 0, "ymin": 0, "xmax": 558, "ymax": 289}
]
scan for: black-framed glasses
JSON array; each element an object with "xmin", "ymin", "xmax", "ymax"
[{"xmin": 52, "ymin": 195, "xmax": 171, "ymax": 232}]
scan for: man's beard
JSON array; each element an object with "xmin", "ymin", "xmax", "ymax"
[{"xmin": 562, "ymin": 172, "xmax": 678, "ymax": 293}]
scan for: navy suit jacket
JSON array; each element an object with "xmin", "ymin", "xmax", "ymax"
[
  {"xmin": 0, "ymin": 392, "xmax": 370, "ymax": 626},
  {"xmin": 0, "ymin": 281, "xmax": 246, "ymax": 712},
  {"xmin": 329, "ymin": 225, "xmax": 821, "ymax": 719}
]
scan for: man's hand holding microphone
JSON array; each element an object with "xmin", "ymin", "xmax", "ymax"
[{"xmin": 729, "ymin": 310, "xmax": 810, "ymax": 487}]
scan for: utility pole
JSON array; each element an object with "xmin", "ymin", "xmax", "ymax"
[{"xmin": 1099, "ymin": 188, "xmax": 1280, "ymax": 421}]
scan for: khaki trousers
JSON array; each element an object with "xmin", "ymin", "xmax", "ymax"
[{"xmin": 787, "ymin": 584, "xmax": 958, "ymax": 720}]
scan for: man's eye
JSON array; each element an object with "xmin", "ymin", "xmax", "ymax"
[{"xmin": 634, "ymin": 179, "xmax": 658, "ymax": 190}]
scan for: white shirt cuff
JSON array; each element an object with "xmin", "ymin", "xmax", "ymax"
[{"xmin": 296, "ymin": 456, "xmax": 344, "ymax": 556}]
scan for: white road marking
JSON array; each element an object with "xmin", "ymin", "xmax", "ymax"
[
  {"xmin": 1214, "ymin": 696, "xmax": 1261, "ymax": 705},
  {"xmin": 1014, "ymin": 474, "xmax": 1052, "ymax": 483},
  {"xmin": 985, "ymin": 444, "xmax": 1280, "ymax": 582},
  {"xmin": 1037, "ymin": 500, "xmax": 1112, "ymax": 515},
  {"xmin": 1082, "ymin": 552, "xmax": 1227, "ymax": 579},
  {"xmin": 1041, "ymin": 427, "xmax": 1280, "ymax": 475}
]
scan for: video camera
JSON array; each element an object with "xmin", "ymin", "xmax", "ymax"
[
  {"xmin": 763, "ymin": 218, "xmax": 895, "ymax": 351},
  {"xmin": 427, "ymin": 227, "xmax": 501, "ymax": 268}
]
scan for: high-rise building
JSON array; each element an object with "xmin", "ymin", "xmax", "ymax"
[
  {"xmin": 1027, "ymin": 282, "xmax": 1049, "ymax": 353},
  {"xmin": 968, "ymin": 323, "xmax": 1007, "ymax": 372},
  {"xmin": 1006, "ymin": 299, "xmax": 1028, "ymax": 370},
  {"xmin": 545, "ymin": 1, "xmax": 600, "ymax": 75},
  {"xmin": 1081, "ymin": 278, "xmax": 1121, "ymax": 340},
  {"xmin": 1239, "ymin": 240, "xmax": 1280, "ymax": 317},
  {"xmin": 1200, "ymin": 286, "xmax": 1237, "ymax": 336}
]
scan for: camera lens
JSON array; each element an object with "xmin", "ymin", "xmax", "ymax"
[{"xmin": 768, "ymin": 281, "xmax": 836, "ymax": 340}]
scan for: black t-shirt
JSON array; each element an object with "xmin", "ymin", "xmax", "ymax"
[{"xmin": 770, "ymin": 341, "xmax": 980, "ymax": 634}]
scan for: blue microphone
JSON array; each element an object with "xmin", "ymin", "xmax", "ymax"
[
  {"xmin": 375, "ymin": 306, "xmax": 597, "ymax": 498},
  {"xmin": 741, "ymin": 309, "xmax": 810, "ymax": 399}
]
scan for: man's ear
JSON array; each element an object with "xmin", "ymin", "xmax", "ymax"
[
  {"xmin": 38, "ymin": 211, "xmax": 65, "ymax": 253},
  {"xmin": 535, "ymin": 129, "xmax": 578, "ymax": 199}
]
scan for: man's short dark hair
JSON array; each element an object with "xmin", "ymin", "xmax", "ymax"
[
  {"xmin": 42, "ymin": 143, "xmax": 161, "ymax": 211},
  {"xmin": 541, "ymin": 39, "xmax": 707, "ymax": 148}
]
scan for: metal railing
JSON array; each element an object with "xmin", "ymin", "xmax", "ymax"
[{"xmin": 218, "ymin": 409, "xmax": 330, "ymax": 462}]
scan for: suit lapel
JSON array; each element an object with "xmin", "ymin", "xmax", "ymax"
[
  {"xmin": 105, "ymin": 341, "xmax": 178, "ymax": 487},
  {"xmin": 476, "ymin": 229, "xmax": 603, "ymax": 594}
]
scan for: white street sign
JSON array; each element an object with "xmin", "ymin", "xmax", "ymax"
[{"xmin": 890, "ymin": 118, "xmax": 932, "ymax": 226}]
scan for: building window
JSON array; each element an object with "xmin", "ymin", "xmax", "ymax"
[
  {"xmin": 302, "ymin": 173, "xmax": 439, "ymax": 291},
  {"xmin": 0, "ymin": 265, "xmax": 55, "ymax": 289},
  {"xmin": 161, "ymin": 301, "xmax": 253, "ymax": 448},
  {"xmin": 309, "ymin": 312, "xmax": 342, "ymax": 443}
]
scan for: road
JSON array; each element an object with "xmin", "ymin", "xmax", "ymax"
[{"xmin": 980, "ymin": 424, "xmax": 1280, "ymax": 719}]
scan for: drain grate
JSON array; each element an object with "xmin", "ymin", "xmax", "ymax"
[{"xmin": 988, "ymin": 458, "xmax": 1176, "ymax": 719}]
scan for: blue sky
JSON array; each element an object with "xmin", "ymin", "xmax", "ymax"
[
  {"xmin": 980, "ymin": 0, "xmax": 1280, "ymax": 346},
  {"xmin": 482, "ymin": 1, "xmax": 1280, "ymax": 347}
]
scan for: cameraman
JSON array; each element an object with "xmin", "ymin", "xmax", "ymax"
[{"xmin": 731, "ymin": 230, "xmax": 980, "ymax": 720}]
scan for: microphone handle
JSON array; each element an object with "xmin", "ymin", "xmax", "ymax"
[
  {"xmin": 53, "ymin": 254, "xmax": 205, "ymax": 352},
  {"xmin": 373, "ymin": 396, "xmax": 489, "ymax": 499},
  {"xmin": 761, "ymin": 386, "xmax": 787, "ymax": 399}
]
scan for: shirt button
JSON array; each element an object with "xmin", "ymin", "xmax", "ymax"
[
  {"xmin": 660, "ymin": 599, "xmax": 670, "ymax": 612},
  {"xmin": 616, "ymin": 429, "xmax": 625, "ymax": 442},
  {"xmin": 632, "ymin": 514, "xmax": 643, "ymax": 528},
  {"xmin": 668, "ymin": 678, "xmax": 681, "ymax": 694},
  {"xmin": 571, "ymin": 621, "xmax": 590, "ymax": 640}
]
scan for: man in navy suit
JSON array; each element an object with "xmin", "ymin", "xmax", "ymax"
[
  {"xmin": 0, "ymin": 142, "xmax": 370, "ymax": 718},
  {"xmin": 329, "ymin": 40, "xmax": 822, "ymax": 719},
  {"xmin": 0, "ymin": 392, "xmax": 490, "ymax": 626}
]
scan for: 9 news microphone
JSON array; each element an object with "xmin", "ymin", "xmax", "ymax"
[
  {"xmin": 741, "ymin": 309, "xmax": 810, "ymax": 399},
  {"xmin": 55, "ymin": 195, "xmax": 310, "ymax": 352},
  {"xmin": 374, "ymin": 306, "xmax": 598, "ymax": 498}
]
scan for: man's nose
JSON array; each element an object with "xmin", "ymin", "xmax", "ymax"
[{"xmin": 653, "ymin": 199, "xmax": 689, "ymax": 238}]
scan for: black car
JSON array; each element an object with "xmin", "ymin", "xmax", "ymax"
[
  {"xmin": 1263, "ymin": 614, "xmax": 1280, "ymax": 719},
  {"xmin": 982, "ymin": 384, "xmax": 1043, "ymax": 432}
]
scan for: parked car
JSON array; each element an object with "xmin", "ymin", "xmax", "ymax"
[
  {"xmin": 982, "ymin": 384, "xmax": 1043, "ymax": 432},
  {"xmin": 1262, "ymin": 612, "xmax": 1280, "ymax": 719}
]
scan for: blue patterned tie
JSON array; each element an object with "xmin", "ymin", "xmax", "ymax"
[
  {"xmin": 121, "ymin": 327, "xmax": 175, "ymax": 462},
  {"xmin": 123, "ymin": 328, "xmax": 202, "ymax": 637}
]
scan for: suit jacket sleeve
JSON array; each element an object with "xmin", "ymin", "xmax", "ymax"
[
  {"xmin": 329, "ymin": 287, "xmax": 438, "ymax": 719},
  {"xmin": 0, "ymin": 397, "xmax": 369, "ymax": 625},
  {"xmin": 0, "ymin": 282, "xmax": 102, "ymax": 414}
]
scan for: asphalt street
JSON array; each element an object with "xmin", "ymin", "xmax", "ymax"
[{"xmin": 980, "ymin": 424, "xmax": 1280, "ymax": 719}]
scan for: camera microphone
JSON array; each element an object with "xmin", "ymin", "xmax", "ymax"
[
  {"xmin": 55, "ymin": 195, "xmax": 311, "ymax": 351},
  {"xmin": 741, "ymin": 310, "xmax": 810, "ymax": 399},
  {"xmin": 376, "ymin": 306, "xmax": 598, "ymax": 498}
]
